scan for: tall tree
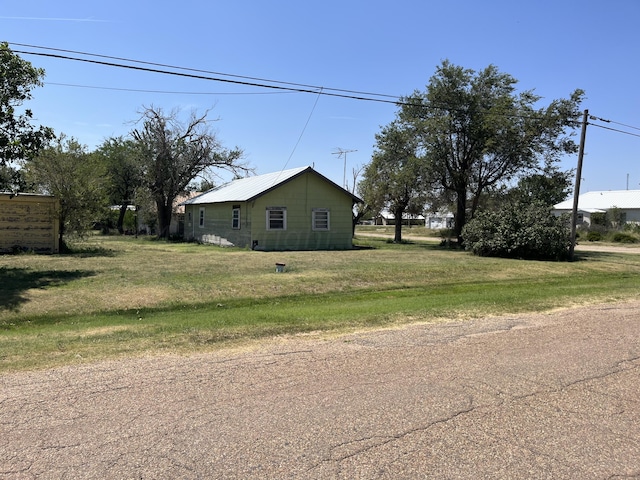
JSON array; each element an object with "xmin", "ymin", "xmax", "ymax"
[
  {"xmin": 350, "ymin": 164, "xmax": 370, "ymax": 234},
  {"xmin": 399, "ymin": 60, "xmax": 584, "ymax": 242},
  {"xmin": 25, "ymin": 135, "xmax": 107, "ymax": 251},
  {"xmin": 0, "ymin": 42, "xmax": 53, "ymax": 167},
  {"xmin": 359, "ymin": 120, "xmax": 429, "ymax": 242},
  {"xmin": 96, "ymin": 137, "xmax": 143, "ymax": 234},
  {"xmin": 0, "ymin": 163, "xmax": 28, "ymax": 192},
  {"xmin": 131, "ymin": 106, "xmax": 245, "ymax": 239},
  {"xmin": 507, "ymin": 164, "xmax": 573, "ymax": 207}
]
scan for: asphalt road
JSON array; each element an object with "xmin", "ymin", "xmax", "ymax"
[{"xmin": 2, "ymin": 301, "xmax": 640, "ymax": 479}]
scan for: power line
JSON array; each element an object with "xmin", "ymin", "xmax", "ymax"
[
  {"xmin": 8, "ymin": 43, "xmax": 584, "ymax": 123},
  {"xmin": 13, "ymin": 48, "xmax": 405, "ymax": 106},
  {"xmin": 282, "ymin": 88, "xmax": 324, "ymax": 173},
  {"xmin": 610, "ymin": 120, "xmax": 640, "ymax": 132},
  {"xmin": 589, "ymin": 121, "xmax": 640, "ymax": 139},
  {"xmin": 45, "ymin": 82, "xmax": 298, "ymax": 96},
  {"xmin": 10, "ymin": 44, "xmax": 551, "ymax": 118},
  {"xmin": 11, "ymin": 42, "xmax": 640, "ymax": 136},
  {"xmin": 10, "ymin": 42, "xmax": 400, "ymax": 102}
]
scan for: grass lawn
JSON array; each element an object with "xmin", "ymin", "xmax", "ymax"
[{"xmin": 1, "ymin": 233, "xmax": 639, "ymax": 372}]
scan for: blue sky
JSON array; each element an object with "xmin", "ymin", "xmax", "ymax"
[{"xmin": 3, "ymin": 0, "xmax": 639, "ymax": 193}]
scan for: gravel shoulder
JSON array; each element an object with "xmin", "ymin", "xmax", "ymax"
[{"xmin": 357, "ymin": 231, "xmax": 640, "ymax": 254}]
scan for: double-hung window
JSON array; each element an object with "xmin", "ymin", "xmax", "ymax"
[
  {"xmin": 266, "ymin": 207, "xmax": 286, "ymax": 230},
  {"xmin": 232, "ymin": 206, "xmax": 241, "ymax": 229},
  {"xmin": 198, "ymin": 207, "xmax": 205, "ymax": 228},
  {"xmin": 312, "ymin": 208, "xmax": 330, "ymax": 231}
]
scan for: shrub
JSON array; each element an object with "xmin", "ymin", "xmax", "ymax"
[
  {"xmin": 462, "ymin": 202, "xmax": 571, "ymax": 260},
  {"xmin": 590, "ymin": 212, "xmax": 607, "ymax": 227},
  {"xmin": 624, "ymin": 223, "xmax": 640, "ymax": 234},
  {"xmin": 586, "ymin": 231, "xmax": 602, "ymax": 242},
  {"xmin": 612, "ymin": 232, "xmax": 638, "ymax": 244}
]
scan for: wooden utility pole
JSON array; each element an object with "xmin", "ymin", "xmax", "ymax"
[{"xmin": 569, "ymin": 109, "xmax": 589, "ymax": 261}]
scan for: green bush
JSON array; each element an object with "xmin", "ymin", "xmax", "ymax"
[
  {"xmin": 462, "ymin": 202, "xmax": 571, "ymax": 260},
  {"xmin": 624, "ymin": 223, "xmax": 640, "ymax": 234},
  {"xmin": 590, "ymin": 212, "xmax": 607, "ymax": 227},
  {"xmin": 586, "ymin": 231, "xmax": 602, "ymax": 242},
  {"xmin": 612, "ymin": 232, "xmax": 638, "ymax": 244}
]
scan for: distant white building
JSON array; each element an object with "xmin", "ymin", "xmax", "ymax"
[
  {"xmin": 375, "ymin": 209, "xmax": 425, "ymax": 226},
  {"xmin": 374, "ymin": 209, "xmax": 454, "ymax": 229},
  {"xmin": 553, "ymin": 190, "xmax": 640, "ymax": 226},
  {"xmin": 425, "ymin": 212, "xmax": 454, "ymax": 230}
]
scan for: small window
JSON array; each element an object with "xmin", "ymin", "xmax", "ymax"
[
  {"xmin": 312, "ymin": 209, "xmax": 330, "ymax": 231},
  {"xmin": 266, "ymin": 207, "xmax": 286, "ymax": 230},
  {"xmin": 199, "ymin": 207, "xmax": 205, "ymax": 228},
  {"xmin": 232, "ymin": 206, "xmax": 240, "ymax": 229}
]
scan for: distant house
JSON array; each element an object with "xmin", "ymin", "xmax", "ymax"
[
  {"xmin": 182, "ymin": 166, "xmax": 362, "ymax": 251},
  {"xmin": 374, "ymin": 209, "xmax": 453, "ymax": 229},
  {"xmin": 553, "ymin": 190, "xmax": 640, "ymax": 226},
  {"xmin": 374, "ymin": 210, "xmax": 425, "ymax": 226},
  {"xmin": 425, "ymin": 212, "xmax": 454, "ymax": 230},
  {"xmin": 0, "ymin": 193, "xmax": 59, "ymax": 253}
]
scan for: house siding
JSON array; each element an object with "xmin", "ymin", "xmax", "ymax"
[
  {"xmin": 0, "ymin": 193, "xmax": 59, "ymax": 253},
  {"xmin": 185, "ymin": 201, "xmax": 252, "ymax": 247},
  {"xmin": 553, "ymin": 190, "xmax": 640, "ymax": 226},
  {"xmin": 184, "ymin": 170, "xmax": 356, "ymax": 251},
  {"xmin": 626, "ymin": 209, "xmax": 640, "ymax": 223},
  {"xmin": 249, "ymin": 172, "xmax": 354, "ymax": 251}
]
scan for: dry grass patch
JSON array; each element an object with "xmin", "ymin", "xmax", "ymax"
[{"xmin": 2, "ymin": 234, "xmax": 640, "ymax": 372}]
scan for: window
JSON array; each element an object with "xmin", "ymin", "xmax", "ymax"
[
  {"xmin": 266, "ymin": 207, "xmax": 286, "ymax": 230},
  {"xmin": 232, "ymin": 206, "xmax": 240, "ymax": 229},
  {"xmin": 199, "ymin": 207, "xmax": 205, "ymax": 228},
  {"xmin": 312, "ymin": 209, "xmax": 330, "ymax": 231}
]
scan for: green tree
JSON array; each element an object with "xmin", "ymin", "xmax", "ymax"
[
  {"xmin": 131, "ymin": 106, "xmax": 245, "ymax": 239},
  {"xmin": 508, "ymin": 164, "xmax": 573, "ymax": 207},
  {"xmin": 0, "ymin": 42, "xmax": 53, "ymax": 166},
  {"xmin": 0, "ymin": 163, "xmax": 28, "ymax": 192},
  {"xmin": 399, "ymin": 60, "xmax": 584, "ymax": 242},
  {"xmin": 26, "ymin": 135, "xmax": 107, "ymax": 251},
  {"xmin": 607, "ymin": 206, "xmax": 625, "ymax": 230},
  {"xmin": 96, "ymin": 137, "xmax": 143, "ymax": 234},
  {"xmin": 359, "ymin": 120, "xmax": 429, "ymax": 242}
]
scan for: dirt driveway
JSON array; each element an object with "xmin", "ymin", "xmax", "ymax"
[
  {"xmin": 2, "ymin": 301, "xmax": 640, "ymax": 479},
  {"xmin": 357, "ymin": 231, "xmax": 640, "ymax": 255}
]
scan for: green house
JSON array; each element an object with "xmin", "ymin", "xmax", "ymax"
[{"xmin": 183, "ymin": 166, "xmax": 362, "ymax": 251}]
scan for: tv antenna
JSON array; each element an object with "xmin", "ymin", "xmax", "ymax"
[{"xmin": 332, "ymin": 148, "xmax": 357, "ymax": 189}]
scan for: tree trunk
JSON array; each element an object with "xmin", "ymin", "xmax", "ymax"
[
  {"xmin": 117, "ymin": 204, "xmax": 128, "ymax": 234},
  {"xmin": 393, "ymin": 207, "xmax": 404, "ymax": 243},
  {"xmin": 156, "ymin": 201, "xmax": 173, "ymax": 239},
  {"xmin": 454, "ymin": 190, "xmax": 467, "ymax": 244},
  {"xmin": 58, "ymin": 218, "xmax": 67, "ymax": 253}
]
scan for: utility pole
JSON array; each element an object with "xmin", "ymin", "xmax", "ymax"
[
  {"xmin": 332, "ymin": 148, "xmax": 357, "ymax": 189},
  {"xmin": 569, "ymin": 109, "xmax": 589, "ymax": 261}
]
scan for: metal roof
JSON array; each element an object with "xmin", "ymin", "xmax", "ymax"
[
  {"xmin": 184, "ymin": 166, "xmax": 361, "ymax": 205},
  {"xmin": 554, "ymin": 190, "xmax": 640, "ymax": 210}
]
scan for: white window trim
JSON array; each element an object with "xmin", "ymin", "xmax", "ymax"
[
  {"xmin": 199, "ymin": 207, "xmax": 205, "ymax": 228},
  {"xmin": 312, "ymin": 208, "xmax": 330, "ymax": 231},
  {"xmin": 266, "ymin": 207, "xmax": 287, "ymax": 230},
  {"xmin": 232, "ymin": 207, "xmax": 241, "ymax": 230}
]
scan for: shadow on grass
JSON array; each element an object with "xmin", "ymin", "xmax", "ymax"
[
  {"xmin": 0, "ymin": 267, "xmax": 96, "ymax": 312},
  {"xmin": 353, "ymin": 237, "xmax": 447, "ymax": 251},
  {"xmin": 572, "ymin": 250, "xmax": 640, "ymax": 263},
  {"xmin": 62, "ymin": 244, "xmax": 116, "ymax": 258}
]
